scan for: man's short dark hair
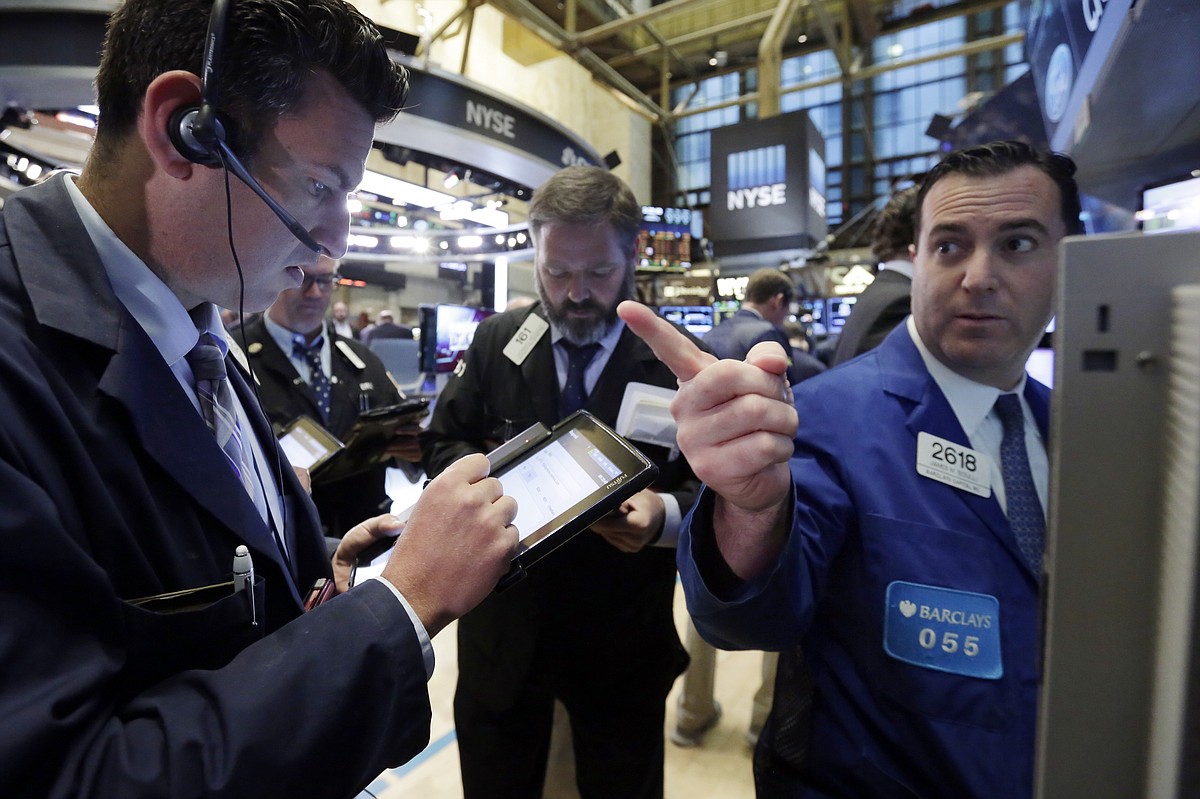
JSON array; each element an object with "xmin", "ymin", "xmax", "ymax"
[
  {"xmin": 94, "ymin": 0, "xmax": 408, "ymax": 164},
  {"xmin": 743, "ymin": 268, "xmax": 794, "ymax": 305},
  {"xmin": 915, "ymin": 140, "xmax": 1084, "ymax": 237},
  {"xmin": 528, "ymin": 166, "xmax": 641, "ymax": 254},
  {"xmin": 871, "ymin": 185, "xmax": 918, "ymax": 263}
]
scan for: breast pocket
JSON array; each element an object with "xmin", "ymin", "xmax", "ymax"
[
  {"xmin": 857, "ymin": 513, "xmax": 1014, "ymax": 730},
  {"xmin": 117, "ymin": 578, "xmax": 265, "ymax": 698}
]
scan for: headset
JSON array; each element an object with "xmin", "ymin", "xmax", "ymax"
[{"xmin": 167, "ymin": 0, "xmax": 325, "ymax": 255}]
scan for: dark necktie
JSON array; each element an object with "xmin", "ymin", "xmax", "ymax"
[
  {"xmin": 187, "ymin": 333, "xmax": 264, "ymax": 516},
  {"xmin": 995, "ymin": 393, "xmax": 1045, "ymax": 574},
  {"xmin": 559, "ymin": 341, "xmax": 601, "ymax": 417},
  {"xmin": 293, "ymin": 335, "xmax": 331, "ymax": 424}
]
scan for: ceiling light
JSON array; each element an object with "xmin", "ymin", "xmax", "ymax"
[
  {"xmin": 458, "ymin": 235, "xmax": 483, "ymax": 249},
  {"xmin": 443, "ymin": 169, "xmax": 461, "ymax": 189},
  {"xmin": 357, "ymin": 170, "xmax": 453, "ymax": 209},
  {"xmin": 797, "ymin": 33, "xmax": 808, "ymax": 44}
]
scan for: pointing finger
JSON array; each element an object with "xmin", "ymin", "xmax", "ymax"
[{"xmin": 617, "ymin": 300, "xmax": 716, "ymax": 383}]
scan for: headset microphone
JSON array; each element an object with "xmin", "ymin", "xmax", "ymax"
[{"xmin": 168, "ymin": 0, "xmax": 325, "ymax": 255}]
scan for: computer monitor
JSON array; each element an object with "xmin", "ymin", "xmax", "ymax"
[
  {"xmin": 1137, "ymin": 172, "xmax": 1200, "ymax": 234},
  {"xmin": 1036, "ymin": 228, "xmax": 1200, "ymax": 799},
  {"xmin": 657, "ymin": 305, "xmax": 714, "ymax": 338},
  {"xmin": 417, "ymin": 303, "xmax": 495, "ymax": 374}
]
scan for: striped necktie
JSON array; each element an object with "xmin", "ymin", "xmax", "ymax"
[{"xmin": 187, "ymin": 332, "xmax": 265, "ymax": 517}]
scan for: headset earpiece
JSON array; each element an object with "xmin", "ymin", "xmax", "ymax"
[{"xmin": 168, "ymin": 103, "xmax": 226, "ymax": 167}]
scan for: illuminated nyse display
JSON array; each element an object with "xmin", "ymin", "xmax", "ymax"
[
  {"xmin": 637, "ymin": 205, "xmax": 693, "ymax": 271},
  {"xmin": 726, "ymin": 144, "xmax": 787, "ymax": 210}
]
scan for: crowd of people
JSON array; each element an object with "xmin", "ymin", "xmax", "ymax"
[{"xmin": 0, "ymin": 0, "xmax": 1082, "ymax": 797}]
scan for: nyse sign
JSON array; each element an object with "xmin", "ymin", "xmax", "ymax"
[
  {"xmin": 466, "ymin": 99, "xmax": 516, "ymax": 139},
  {"xmin": 727, "ymin": 144, "xmax": 788, "ymax": 212},
  {"xmin": 728, "ymin": 183, "xmax": 787, "ymax": 210}
]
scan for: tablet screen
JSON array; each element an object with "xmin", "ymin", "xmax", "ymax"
[{"xmin": 498, "ymin": 427, "xmax": 625, "ymax": 550}]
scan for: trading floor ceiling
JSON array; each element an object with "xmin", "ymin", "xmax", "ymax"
[{"xmin": 450, "ymin": 0, "xmax": 1010, "ymax": 121}]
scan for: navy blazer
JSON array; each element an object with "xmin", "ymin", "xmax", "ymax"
[
  {"xmin": 0, "ymin": 176, "xmax": 431, "ymax": 797},
  {"xmin": 680, "ymin": 324, "xmax": 1049, "ymax": 799}
]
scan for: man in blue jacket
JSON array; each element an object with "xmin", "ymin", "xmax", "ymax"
[{"xmin": 618, "ymin": 140, "xmax": 1082, "ymax": 799}]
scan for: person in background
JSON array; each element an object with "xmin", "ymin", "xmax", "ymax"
[
  {"xmin": 704, "ymin": 268, "xmax": 824, "ymax": 385},
  {"xmin": 330, "ymin": 299, "xmax": 354, "ymax": 338},
  {"xmin": 421, "ymin": 165, "xmax": 699, "ymax": 799},
  {"xmin": 363, "ymin": 308, "xmax": 413, "ymax": 344},
  {"xmin": 618, "ymin": 140, "xmax": 1082, "ymax": 799},
  {"xmin": 233, "ymin": 254, "xmax": 421, "ymax": 536},
  {"xmin": 831, "ymin": 185, "xmax": 920, "ymax": 366},
  {"xmin": 0, "ymin": 2, "xmax": 517, "ymax": 796}
]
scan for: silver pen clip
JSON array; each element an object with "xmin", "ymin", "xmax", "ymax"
[{"xmin": 232, "ymin": 545, "xmax": 258, "ymax": 627}]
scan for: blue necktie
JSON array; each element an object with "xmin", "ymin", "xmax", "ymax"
[
  {"xmin": 559, "ymin": 341, "xmax": 600, "ymax": 417},
  {"xmin": 293, "ymin": 336, "xmax": 331, "ymax": 424},
  {"xmin": 187, "ymin": 333, "xmax": 265, "ymax": 517},
  {"xmin": 995, "ymin": 393, "xmax": 1045, "ymax": 574}
]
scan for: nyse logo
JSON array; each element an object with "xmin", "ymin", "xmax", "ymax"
[
  {"xmin": 727, "ymin": 144, "xmax": 787, "ymax": 211},
  {"xmin": 466, "ymin": 99, "xmax": 516, "ymax": 139}
]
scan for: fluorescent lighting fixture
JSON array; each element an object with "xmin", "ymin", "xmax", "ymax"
[
  {"xmin": 458, "ymin": 235, "xmax": 483, "ymax": 248},
  {"xmin": 391, "ymin": 235, "xmax": 416, "ymax": 248},
  {"xmin": 357, "ymin": 170, "xmax": 453, "ymax": 209},
  {"xmin": 466, "ymin": 207, "xmax": 509, "ymax": 228},
  {"xmin": 438, "ymin": 200, "xmax": 474, "ymax": 221},
  {"xmin": 493, "ymin": 256, "xmax": 509, "ymax": 312},
  {"xmin": 411, "ymin": 238, "xmax": 431, "ymax": 254},
  {"xmin": 348, "ymin": 234, "xmax": 380, "ymax": 248},
  {"xmin": 346, "ymin": 197, "xmax": 363, "ymax": 213}
]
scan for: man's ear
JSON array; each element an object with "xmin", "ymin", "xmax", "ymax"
[
  {"xmin": 908, "ymin": 242, "xmax": 918, "ymax": 259},
  {"xmin": 139, "ymin": 70, "xmax": 206, "ymax": 179}
]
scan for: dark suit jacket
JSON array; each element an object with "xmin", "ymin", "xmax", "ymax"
[
  {"xmin": 421, "ymin": 302, "xmax": 694, "ymax": 710},
  {"xmin": 232, "ymin": 316, "xmax": 401, "ymax": 533},
  {"xmin": 364, "ymin": 321, "xmax": 414, "ymax": 343},
  {"xmin": 0, "ymin": 176, "xmax": 431, "ymax": 798},
  {"xmin": 831, "ymin": 267, "xmax": 912, "ymax": 366},
  {"xmin": 705, "ymin": 308, "xmax": 822, "ymax": 384}
]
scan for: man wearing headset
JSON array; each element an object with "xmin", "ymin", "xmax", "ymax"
[{"xmin": 0, "ymin": 1, "xmax": 517, "ymax": 796}]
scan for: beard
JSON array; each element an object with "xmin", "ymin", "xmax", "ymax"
[{"xmin": 536, "ymin": 270, "xmax": 635, "ymax": 346}]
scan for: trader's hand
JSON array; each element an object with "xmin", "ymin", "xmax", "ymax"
[
  {"xmin": 382, "ymin": 453, "xmax": 518, "ymax": 636},
  {"xmin": 617, "ymin": 301, "xmax": 797, "ymax": 512},
  {"xmin": 333, "ymin": 513, "xmax": 405, "ymax": 593},
  {"xmin": 384, "ymin": 424, "xmax": 423, "ymax": 463},
  {"xmin": 589, "ymin": 489, "xmax": 665, "ymax": 553},
  {"xmin": 617, "ymin": 301, "xmax": 798, "ymax": 579}
]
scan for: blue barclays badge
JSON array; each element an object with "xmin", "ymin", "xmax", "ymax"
[{"xmin": 883, "ymin": 581, "xmax": 1002, "ymax": 680}]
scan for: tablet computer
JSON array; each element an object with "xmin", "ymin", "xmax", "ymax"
[
  {"xmin": 308, "ymin": 397, "xmax": 430, "ymax": 485},
  {"xmin": 278, "ymin": 415, "xmax": 344, "ymax": 472},
  {"xmin": 354, "ymin": 410, "xmax": 659, "ymax": 591}
]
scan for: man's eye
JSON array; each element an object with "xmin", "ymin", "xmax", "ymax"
[
  {"xmin": 1005, "ymin": 236, "xmax": 1036, "ymax": 253},
  {"xmin": 310, "ymin": 179, "xmax": 329, "ymax": 196},
  {"xmin": 934, "ymin": 241, "xmax": 962, "ymax": 256}
]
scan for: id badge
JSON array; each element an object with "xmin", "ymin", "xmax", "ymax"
[{"xmin": 883, "ymin": 581, "xmax": 1002, "ymax": 679}]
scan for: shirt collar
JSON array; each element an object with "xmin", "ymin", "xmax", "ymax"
[
  {"xmin": 879, "ymin": 259, "xmax": 914, "ymax": 279},
  {"xmin": 905, "ymin": 316, "xmax": 1025, "ymax": 436},
  {"xmin": 64, "ymin": 174, "xmax": 205, "ymax": 365},
  {"xmin": 264, "ymin": 314, "xmax": 325, "ymax": 356}
]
